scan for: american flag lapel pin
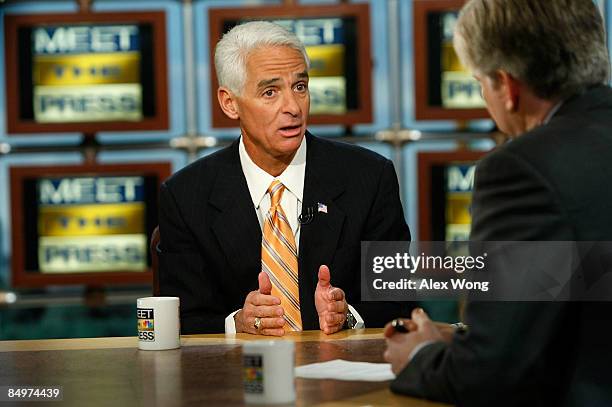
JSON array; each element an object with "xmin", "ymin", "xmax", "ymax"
[{"xmin": 317, "ymin": 202, "xmax": 328, "ymax": 214}]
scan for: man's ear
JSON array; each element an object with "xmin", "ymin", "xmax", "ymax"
[
  {"xmin": 497, "ymin": 70, "xmax": 520, "ymax": 112},
  {"xmin": 217, "ymin": 87, "xmax": 240, "ymax": 120}
]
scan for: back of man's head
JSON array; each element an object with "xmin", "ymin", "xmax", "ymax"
[
  {"xmin": 214, "ymin": 21, "xmax": 310, "ymax": 96},
  {"xmin": 454, "ymin": 0, "xmax": 610, "ymax": 100}
]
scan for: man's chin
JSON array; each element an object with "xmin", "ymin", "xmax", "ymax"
[{"xmin": 273, "ymin": 134, "xmax": 304, "ymax": 157}]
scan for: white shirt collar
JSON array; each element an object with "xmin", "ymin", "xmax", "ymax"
[
  {"xmin": 543, "ymin": 100, "xmax": 564, "ymax": 124},
  {"xmin": 238, "ymin": 135, "xmax": 307, "ymax": 208}
]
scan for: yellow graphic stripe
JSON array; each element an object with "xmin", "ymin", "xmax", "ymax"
[
  {"xmin": 39, "ymin": 202, "xmax": 145, "ymax": 236},
  {"xmin": 34, "ymin": 52, "xmax": 140, "ymax": 86},
  {"xmin": 441, "ymin": 41, "xmax": 466, "ymax": 72},
  {"xmin": 307, "ymin": 44, "xmax": 345, "ymax": 77},
  {"xmin": 446, "ymin": 194, "xmax": 473, "ymax": 224}
]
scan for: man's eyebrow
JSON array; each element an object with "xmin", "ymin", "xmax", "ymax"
[
  {"xmin": 257, "ymin": 78, "xmax": 280, "ymax": 89},
  {"xmin": 256, "ymin": 71, "xmax": 308, "ymax": 89}
]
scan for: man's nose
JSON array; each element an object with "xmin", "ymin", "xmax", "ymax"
[{"xmin": 282, "ymin": 90, "xmax": 301, "ymax": 116}]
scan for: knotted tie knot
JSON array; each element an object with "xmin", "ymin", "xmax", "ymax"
[{"xmin": 267, "ymin": 180, "xmax": 286, "ymax": 208}]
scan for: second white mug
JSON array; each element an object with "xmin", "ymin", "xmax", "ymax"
[{"xmin": 242, "ymin": 340, "xmax": 296, "ymax": 404}]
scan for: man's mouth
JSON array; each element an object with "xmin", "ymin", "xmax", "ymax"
[{"xmin": 278, "ymin": 124, "xmax": 302, "ymax": 137}]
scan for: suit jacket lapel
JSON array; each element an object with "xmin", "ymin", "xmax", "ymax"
[
  {"xmin": 208, "ymin": 140, "xmax": 262, "ymax": 279},
  {"xmin": 298, "ymin": 133, "xmax": 346, "ymax": 328}
]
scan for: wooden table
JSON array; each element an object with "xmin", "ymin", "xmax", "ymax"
[{"xmin": 0, "ymin": 329, "xmax": 449, "ymax": 406}]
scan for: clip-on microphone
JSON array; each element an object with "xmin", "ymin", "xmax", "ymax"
[{"xmin": 298, "ymin": 206, "xmax": 315, "ymax": 225}]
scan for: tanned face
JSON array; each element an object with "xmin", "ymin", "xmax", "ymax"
[{"xmin": 224, "ymin": 46, "xmax": 310, "ymax": 174}]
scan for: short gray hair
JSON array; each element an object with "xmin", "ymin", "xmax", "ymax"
[
  {"xmin": 214, "ymin": 21, "xmax": 310, "ymax": 95},
  {"xmin": 454, "ymin": 0, "xmax": 610, "ymax": 100}
]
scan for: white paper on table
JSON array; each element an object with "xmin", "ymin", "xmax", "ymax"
[{"xmin": 295, "ymin": 359, "xmax": 395, "ymax": 382}]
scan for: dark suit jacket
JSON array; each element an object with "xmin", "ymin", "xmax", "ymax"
[
  {"xmin": 391, "ymin": 86, "xmax": 612, "ymax": 406},
  {"xmin": 158, "ymin": 132, "xmax": 413, "ymax": 334}
]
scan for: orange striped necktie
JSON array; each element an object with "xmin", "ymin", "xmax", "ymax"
[{"xmin": 261, "ymin": 180, "xmax": 302, "ymax": 331}]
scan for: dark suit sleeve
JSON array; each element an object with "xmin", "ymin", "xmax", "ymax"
[
  {"xmin": 158, "ymin": 182, "xmax": 227, "ymax": 334},
  {"xmin": 391, "ymin": 150, "xmax": 574, "ymax": 405},
  {"xmin": 351, "ymin": 159, "xmax": 414, "ymax": 327}
]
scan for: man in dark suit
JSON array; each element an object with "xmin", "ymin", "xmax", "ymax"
[
  {"xmin": 159, "ymin": 21, "xmax": 412, "ymax": 335},
  {"xmin": 384, "ymin": 0, "xmax": 612, "ymax": 405}
]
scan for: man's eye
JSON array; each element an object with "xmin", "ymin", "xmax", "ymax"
[
  {"xmin": 263, "ymin": 89, "xmax": 276, "ymax": 97},
  {"xmin": 295, "ymin": 83, "xmax": 307, "ymax": 92}
]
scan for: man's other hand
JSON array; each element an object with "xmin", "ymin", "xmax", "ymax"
[
  {"xmin": 383, "ymin": 308, "xmax": 444, "ymax": 374},
  {"xmin": 315, "ymin": 265, "xmax": 348, "ymax": 335},
  {"xmin": 234, "ymin": 271, "xmax": 286, "ymax": 335},
  {"xmin": 383, "ymin": 318, "xmax": 456, "ymax": 343}
]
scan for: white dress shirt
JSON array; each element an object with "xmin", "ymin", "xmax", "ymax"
[
  {"xmin": 240, "ymin": 134, "xmax": 306, "ymax": 248},
  {"xmin": 224, "ymin": 135, "xmax": 363, "ymax": 333}
]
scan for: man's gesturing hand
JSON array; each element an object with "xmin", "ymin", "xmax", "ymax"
[
  {"xmin": 315, "ymin": 265, "xmax": 348, "ymax": 335},
  {"xmin": 234, "ymin": 271, "xmax": 286, "ymax": 335}
]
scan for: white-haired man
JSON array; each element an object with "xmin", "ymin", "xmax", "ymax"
[
  {"xmin": 384, "ymin": 0, "xmax": 612, "ymax": 405},
  {"xmin": 159, "ymin": 21, "xmax": 413, "ymax": 335}
]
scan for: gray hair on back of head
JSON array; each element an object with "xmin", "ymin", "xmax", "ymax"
[
  {"xmin": 453, "ymin": 0, "xmax": 610, "ymax": 100},
  {"xmin": 214, "ymin": 21, "xmax": 310, "ymax": 95}
]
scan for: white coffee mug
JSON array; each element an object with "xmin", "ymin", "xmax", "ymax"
[
  {"xmin": 137, "ymin": 296, "xmax": 180, "ymax": 351},
  {"xmin": 242, "ymin": 340, "xmax": 295, "ymax": 404}
]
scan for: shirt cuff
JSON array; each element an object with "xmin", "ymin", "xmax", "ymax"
[
  {"xmin": 408, "ymin": 340, "xmax": 438, "ymax": 361},
  {"xmin": 224, "ymin": 309, "xmax": 240, "ymax": 334},
  {"xmin": 347, "ymin": 304, "xmax": 365, "ymax": 329}
]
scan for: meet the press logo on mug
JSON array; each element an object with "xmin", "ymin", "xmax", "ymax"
[
  {"xmin": 243, "ymin": 355, "xmax": 264, "ymax": 394},
  {"xmin": 137, "ymin": 308, "xmax": 155, "ymax": 341}
]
